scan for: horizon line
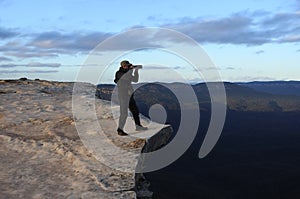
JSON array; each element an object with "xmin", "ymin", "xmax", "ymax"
[{"xmin": 1, "ymin": 77, "xmax": 300, "ymax": 85}]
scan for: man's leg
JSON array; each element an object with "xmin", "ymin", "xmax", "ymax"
[
  {"xmin": 129, "ymin": 96, "xmax": 141, "ymax": 126},
  {"xmin": 129, "ymin": 96, "xmax": 147, "ymax": 131},
  {"xmin": 118, "ymin": 97, "xmax": 129, "ymax": 135}
]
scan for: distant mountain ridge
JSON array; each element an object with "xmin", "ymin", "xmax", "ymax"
[
  {"xmin": 96, "ymin": 81, "xmax": 300, "ymax": 112},
  {"xmin": 238, "ymin": 81, "xmax": 300, "ymax": 96}
]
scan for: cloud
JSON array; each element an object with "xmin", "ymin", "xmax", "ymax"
[
  {"xmin": 0, "ymin": 31, "xmax": 113, "ymax": 59},
  {"xmin": 147, "ymin": 16, "xmax": 158, "ymax": 21},
  {"xmin": 278, "ymin": 35, "xmax": 300, "ymax": 43},
  {"xmin": 0, "ymin": 27, "xmax": 18, "ymax": 39},
  {"xmin": 6, "ymin": 30, "xmax": 162, "ymax": 58},
  {"xmin": 261, "ymin": 12, "xmax": 300, "ymax": 43},
  {"xmin": 20, "ymin": 28, "xmax": 164, "ymax": 57},
  {"xmin": 144, "ymin": 66, "xmax": 169, "ymax": 70},
  {"xmin": 0, "ymin": 40, "xmax": 59, "ymax": 58},
  {"xmin": 0, "ymin": 64, "xmax": 18, "ymax": 68},
  {"xmin": 202, "ymin": 66, "xmax": 220, "ymax": 70},
  {"xmin": 92, "ymin": 28, "xmax": 163, "ymax": 51},
  {"xmin": 0, "ymin": 56, "xmax": 12, "ymax": 62},
  {"xmin": 262, "ymin": 12, "xmax": 299, "ymax": 27},
  {"xmin": 5, "ymin": 51, "xmax": 59, "ymax": 58},
  {"xmin": 0, "ymin": 62, "xmax": 61, "ymax": 68},
  {"xmin": 1, "ymin": 10, "xmax": 300, "ymax": 61},
  {"xmin": 174, "ymin": 66, "xmax": 183, "ymax": 69},
  {"xmin": 28, "ymin": 31, "xmax": 113, "ymax": 52},
  {"xmin": 163, "ymin": 11, "xmax": 300, "ymax": 46},
  {"xmin": 164, "ymin": 13, "xmax": 268, "ymax": 45},
  {"xmin": 255, "ymin": 50, "xmax": 265, "ymax": 54},
  {"xmin": 0, "ymin": 70, "xmax": 58, "ymax": 74},
  {"xmin": 27, "ymin": 62, "xmax": 61, "ymax": 67},
  {"xmin": 225, "ymin": 66, "xmax": 236, "ymax": 70}
]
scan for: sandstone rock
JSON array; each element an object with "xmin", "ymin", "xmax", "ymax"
[{"xmin": 0, "ymin": 79, "xmax": 173, "ymax": 199}]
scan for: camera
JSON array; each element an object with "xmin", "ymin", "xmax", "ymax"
[{"xmin": 132, "ymin": 65, "xmax": 143, "ymax": 69}]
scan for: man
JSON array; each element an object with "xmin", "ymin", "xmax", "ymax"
[{"xmin": 114, "ymin": 60, "xmax": 148, "ymax": 136}]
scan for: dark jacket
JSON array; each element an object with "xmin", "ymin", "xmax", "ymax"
[{"xmin": 114, "ymin": 67, "xmax": 139, "ymax": 97}]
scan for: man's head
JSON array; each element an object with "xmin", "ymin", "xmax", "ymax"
[{"xmin": 120, "ymin": 60, "xmax": 132, "ymax": 69}]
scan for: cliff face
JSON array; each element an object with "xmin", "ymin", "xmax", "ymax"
[{"xmin": 0, "ymin": 79, "xmax": 172, "ymax": 199}]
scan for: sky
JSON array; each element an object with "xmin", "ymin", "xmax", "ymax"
[{"xmin": 0, "ymin": 0, "xmax": 299, "ymax": 84}]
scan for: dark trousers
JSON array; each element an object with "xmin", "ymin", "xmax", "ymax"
[{"xmin": 118, "ymin": 95, "xmax": 141, "ymax": 130}]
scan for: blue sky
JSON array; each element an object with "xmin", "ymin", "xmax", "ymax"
[{"xmin": 0, "ymin": 0, "xmax": 299, "ymax": 83}]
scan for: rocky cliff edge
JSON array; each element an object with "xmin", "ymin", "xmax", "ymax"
[{"xmin": 0, "ymin": 79, "xmax": 172, "ymax": 199}]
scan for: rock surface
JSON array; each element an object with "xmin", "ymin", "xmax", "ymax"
[{"xmin": 0, "ymin": 79, "xmax": 172, "ymax": 199}]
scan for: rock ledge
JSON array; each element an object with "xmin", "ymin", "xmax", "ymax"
[{"xmin": 0, "ymin": 79, "xmax": 172, "ymax": 199}]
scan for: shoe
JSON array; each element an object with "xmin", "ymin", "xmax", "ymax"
[
  {"xmin": 136, "ymin": 125, "xmax": 148, "ymax": 131},
  {"xmin": 117, "ymin": 128, "xmax": 128, "ymax": 136}
]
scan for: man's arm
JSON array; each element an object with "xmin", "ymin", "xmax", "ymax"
[
  {"xmin": 114, "ymin": 71, "xmax": 122, "ymax": 83},
  {"xmin": 114, "ymin": 70, "xmax": 137, "ymax": 83},
  {"xmin": 114, "ymin": 72, "xmax": 118, "ymax": 83},
  {"xmin": 114, "ymin": 67, "xmax": 139, "ymax": 84},
  {"xmin": 131, "ymin": 69, "xmax": 139, "ymax": 83}
]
